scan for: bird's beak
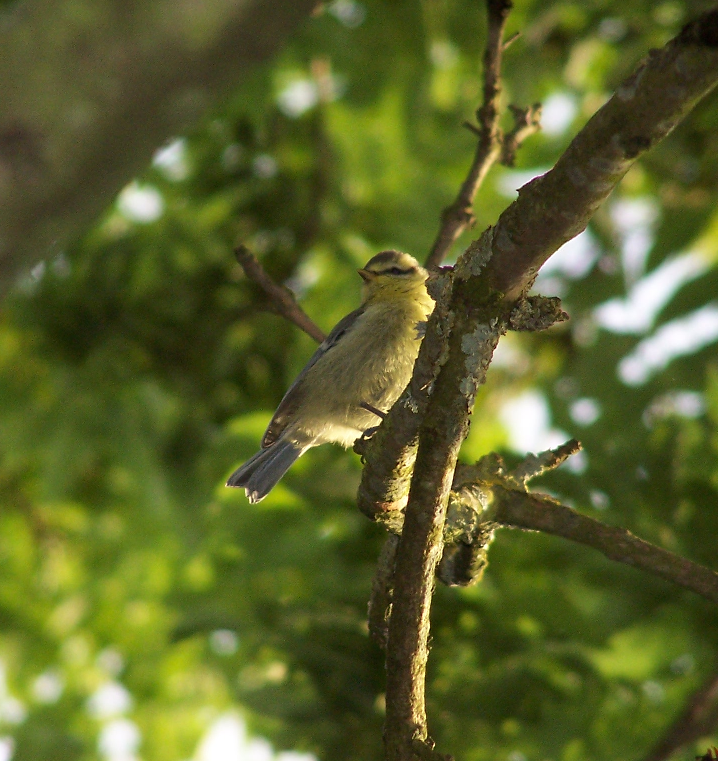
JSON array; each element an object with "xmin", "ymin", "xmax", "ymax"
[{"xmin": 358, "ymin": 268, "xmax": 375, "ymax": 282}]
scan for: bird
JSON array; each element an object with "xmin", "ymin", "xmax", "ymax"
[{"xmin": 226, "ymin": 250, "xmax": 434, "ymax": 503}]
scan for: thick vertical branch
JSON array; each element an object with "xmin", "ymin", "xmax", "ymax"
[{"xmin": 383, "ymin": 254, "xmax": 507, "ymax": 760}]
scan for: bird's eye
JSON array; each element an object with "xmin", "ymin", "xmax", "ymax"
[{"xmin": 386, "ymin": 266, "xmax": 409, "ymax": 275}]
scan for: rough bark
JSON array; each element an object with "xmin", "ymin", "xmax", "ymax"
[{"xmin": 380, "ymin": 9, "xmax": 718, "ymax": 760}]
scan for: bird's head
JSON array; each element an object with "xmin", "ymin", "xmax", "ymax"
[{"xmin": 358, "ymin": 250, "xmax": 428, "ymax": 302}]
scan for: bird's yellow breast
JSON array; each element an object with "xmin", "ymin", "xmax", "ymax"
[{"xmin": 288, "ymin": 283, "xmax": 433, "ymax": 447}]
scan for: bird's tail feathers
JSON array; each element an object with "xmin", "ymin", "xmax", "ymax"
[{"xmin": 226, "ymin": 440, "xmax": 304, "ymax": 503}]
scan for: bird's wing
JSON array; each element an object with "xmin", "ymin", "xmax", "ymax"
[{"xmin": 261, "ymin": 306, "xmax": 366, "ymax": 448}]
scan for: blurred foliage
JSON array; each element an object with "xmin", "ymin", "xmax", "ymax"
[{"xmin": 1, "ymin": 0, "xmax": 718, "ymax": 760}]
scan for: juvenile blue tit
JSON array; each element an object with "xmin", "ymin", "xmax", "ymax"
[{"xmin": 227, "ymin": 250, "xmax": 434, "ymax": 503}]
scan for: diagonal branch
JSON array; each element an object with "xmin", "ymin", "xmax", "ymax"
[
  {"xmin": 492, "ymin": 490, "xmax": 718, "ymax": 605},
  {"xmin": 234, "ymin": 245, "xmax": 326, "ymax": 344},
  {"xmin": 477, "ymin": 12, "xmax": 718, "ymax": 302}
]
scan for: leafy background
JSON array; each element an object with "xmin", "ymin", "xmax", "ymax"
[{"xmin": 1, "ymin": 0, "xmax": 718, "ymax": 759}]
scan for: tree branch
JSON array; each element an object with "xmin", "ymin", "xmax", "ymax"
[
  {"xmin": 426, "ymin": 0, "xmax": 515, "ymax": 270},
  {"xmin": 475, "ymin": 10, "xmax": 718, "ymax": 302},
  {"xmin": 376, "ymin": 10, "xmax": 718, "ymax": 760},
  {"xmin": 234, "ymin": 245, "xmax": 326, "ymax": 344},
  {"xmin": 0, "ymin": 0, "xmax": 316, "ymax": 295},
  {"xmin": 383, "ymin": 284, "xmax": 506, "ymax": 760},
  {"xmin": 368, "ymin": 534, "xmax": 399, "ymax": 649},
  {"xmin": 437, "ymin": 440, "xmax": 579, "ymax": 587},
  {"xmin": 500, "ymin": 103, "xmax": 542, "ymax": 167},
  {"xmin": 437, "ymin": 439, "xmax": 718, "ymax": 598},
  {"xmin": 358, "ymin": 7, "xmax": 718, "ymax": 526},
  {"xmin": 492, "ymin": 490, "xmax": 718, "ymax": 605}
]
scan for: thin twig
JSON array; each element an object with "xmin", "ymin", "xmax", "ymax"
[
  {"xmin": 501, "ymin": 103, "xmax": 542, "ymax": 167},
  {"xmin": 234, "ymin": 245, "xmax": 326, "ymax": 344},
  {"xmin": 502, "ymin": 30, "xmax": 521, "ymax": 51},
  {"xmin": 360, "ymin": 401, "xmax": 387, "ymax": 420},
  {"xmin": 425, "ymin": 0, "xmax": 513, "ymax": 269}
]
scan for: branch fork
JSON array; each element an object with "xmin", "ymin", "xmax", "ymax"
[
  {"xmin": 229, "ymin": 5, "xmax": 718, "ymax": 759},
  {"xmin": 372, "ymin": 6, "xmax": 718, "ymax": 760}
]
